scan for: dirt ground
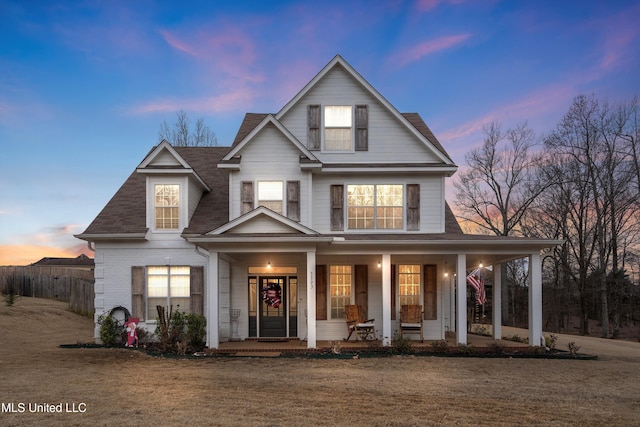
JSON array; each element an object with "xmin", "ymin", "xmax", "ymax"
[{"xmin": 0, "ymin": 298, "xmax": 639, "ymax": 426}]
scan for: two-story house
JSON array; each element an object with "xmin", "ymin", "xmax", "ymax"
[{"xmin": 76, "ymin": 55, "xmax": 559, "ymax": 348}]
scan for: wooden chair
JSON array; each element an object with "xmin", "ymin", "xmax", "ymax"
[
  {"xmin": 400, "ymin": 304, "xmax": 424, "ymax": 342},
  {"xmin": 344, "ymin": 305, "xmax": 376, "ymax": 341}
]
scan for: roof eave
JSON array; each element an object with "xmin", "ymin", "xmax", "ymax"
[{"xmin": 74, "ymin": 232, "xmax": 149, "ymax": 242}]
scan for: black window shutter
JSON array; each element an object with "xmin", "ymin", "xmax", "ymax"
[
  {"xmin": 131, "ymin": 266, "xmax": 145, "ymax": 321},
  {"xmin": 190, "ymin": 266, "xmax": 204, "ymax": 316},
  {"xmin": 407, "ymin": 184, "xmax": 420, "ymax": 230},
  {"xmin": 355, "ymin": 104, "xmax": 368, "ymax": 151},
  {"xmin": 308, "ymin": 105, "xmax": 321, "ymax": 150},
  {"xmin": 424, "ymin": 264, "xmax": 437, "ymax": 320},
  {"xmin": 241, "ymin": 181, "xmax": 254, "ymax": 214},
  {"xmin": 330, "ymin": 185, "xmax": 344, "ymax": 231},
  {"xmin": 286, "ymin": 180, "xmax": 300, "ymax": 221}
]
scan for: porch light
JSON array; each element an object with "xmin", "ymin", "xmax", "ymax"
[
  {"xmin": 479, "ymin": 263, "xmax": 483, "ymax": 268},
  {"xmin": 377, "ymin": 260, "xmax": 381, "ymax": 268},
  {"xmin": 267, "ymin": 261, "xmax": 271, "ymax": 269}
]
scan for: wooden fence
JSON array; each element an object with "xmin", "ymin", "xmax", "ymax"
[{"xmin": 0, "ymin": 266, "xmax": 94, "ymax": 317}]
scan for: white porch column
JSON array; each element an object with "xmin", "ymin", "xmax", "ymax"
[
  {"xmin": 381, "ymin": 253, "xmax": 392, "ymax": 346},
  {"xmin": 492, "ymin": 263, "xmax": 502, "ymax": 340},
  {"xmin": 306, "ymin": 250, "xmax": 316, "ymax": 349},
  {"xmin": 456, "ymin": 253, "xmax": 467, "ymax": 345},
  {"xmin": 207, "ymin": 251, "xmax": 219, "ymax": 349},
  {"xmin": 528, "ymin": 252, "xmax": 543, "ymax": 346}
]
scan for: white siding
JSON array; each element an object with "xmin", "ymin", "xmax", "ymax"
[
  {"xmin": 149, "ymin": 148, "xmax": 182, "ymax": 167},
  {"xmin": 279, "ymin": 65, "xmax": 442, "ymax": 164},
  {"xmin": 92, "ymin": 240, "xmax": 207, "ymax": 340},
  {"xmin": 230, "ymin": 216, "xmax": 300, "ymax": 234},
  {"xmin": 311, "ymin": 173, "xmax": 445, "ymax": 233},
  {"xmin": 229, "ymin": 124, "xmax": 310, "ymax": 224}
]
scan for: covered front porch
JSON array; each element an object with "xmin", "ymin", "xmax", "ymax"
[
  {"xmin": 206, "ymin": 328, "xmax": 530, "ymax": 356},
  {"xmin": 188, "ymin": 234, "xmax": 558, "ymax": 350}
]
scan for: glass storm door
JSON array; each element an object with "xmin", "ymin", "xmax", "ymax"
[{"xmin": 259, "ymin": 277, "xmax": 287, "ymax": 337}]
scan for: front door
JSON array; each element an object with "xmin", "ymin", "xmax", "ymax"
[{"xmin": 259, "ymin": 277, "xmax": 287, "ymax": 337}]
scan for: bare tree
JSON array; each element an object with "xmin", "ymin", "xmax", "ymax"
[
  {"xmin": 544, "ymin": 94, "xmax": 640, "ymax": 337},
  {"xmin": 454, "ymin": 121, "xmax": 547, "ymax": 236},
  {"xmin": 158, "ymin": 110, "xmax": 218, "ymax": 147},
  {"xmin": 454, "ymin": 121, "xmax": 549, "ymax": 325}
]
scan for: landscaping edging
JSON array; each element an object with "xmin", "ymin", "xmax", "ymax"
[{"xmin": 59, "ymin": 343, "xmax": 598, "ymax": 360}]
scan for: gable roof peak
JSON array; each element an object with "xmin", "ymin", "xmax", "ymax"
[{"xmin": 221, "ymin": 114, "xmax": 319, "ymax": 163}]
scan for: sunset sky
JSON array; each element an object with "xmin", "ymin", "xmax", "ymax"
[{"xmin": 1, "ymin": 0, "xmax": 639, "ymax": 265}]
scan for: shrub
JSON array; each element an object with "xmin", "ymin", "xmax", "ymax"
[
  {"xmin": 430, "ymin": 340, "xmax": 449, "ymax": 354},
  {"xmin": 391, "ymin": 333, "xmax": 414, "ymax": 354},
  {"xmin": 185, "ymin": 313, "xmax": 207, "ymax": 350},
  {"xmin": 486, "ymin": 340, "xmax": 506, "ymax": 354},
  {"xmin": 97, "ymin": 313, "xmax": 125, "ymax": 346},
  {"xmin": 455, "ymin": 343, "xmax": 476, "ymax": 355},
  {"xmin": 154, "ymin": 306, "xmax": 207, "ymax": 353},
  {"xmin": 567, "ymin": 342, "xmax": 581, "ymax": 356},
  {"xmin": 502, "ymin": 334, "xmax": 529, "ymax": 344},
  {"xmin": 544, "ymin": 334, "xmax": 558, "ymax": 350},
  {"xmin": 3, "ymin": 273, "xmax": 20, "ymax": 306}
]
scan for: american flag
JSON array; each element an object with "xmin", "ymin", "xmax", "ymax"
[{"xmin": 466, "ymin": 268, "xmax": 486, "ymax": 305}]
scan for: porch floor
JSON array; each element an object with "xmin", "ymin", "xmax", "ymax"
[{"xmin": 209, "ymin": 331, "xmax": 529, "ymax": 355}]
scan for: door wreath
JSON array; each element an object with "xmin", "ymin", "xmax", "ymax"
[{"xmin": 262, "ymin": 283, "xmax": 282, "ymax": 308}]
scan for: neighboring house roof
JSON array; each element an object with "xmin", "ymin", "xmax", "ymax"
[{"xmin": 31, "ymin": 254, "xmax": 94, "ymax": 268}]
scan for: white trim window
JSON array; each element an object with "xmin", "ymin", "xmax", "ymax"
[
  {"xmin": 257, "ymin": 181, "xmax": 284, "ymax": 214},
  {"xmin": 347, "ymin": 184, "xmax": 403, "ymax": 229},
  {"xmin": 147, "ymin": 266, "xmax": 190, "ymax": 320},
  {"xmin": 398, "ymin": 264, "xmax": 421, "ymax": 306},
  {"xmin": 324, "ymin": 105, "xmax": 352, "ymax": 151},
  {"xmin": 154, "ymin": 184, "xmax": 180, "ymax": 230},
  {"xmin": 330, "ymin": 265, "xmax": 352, "ymax": 319}
]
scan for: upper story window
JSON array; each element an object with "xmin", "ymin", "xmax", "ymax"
[
  {"xmin": 308, "ymin": 104, "xmax": 368, "ymax": 151},
  {"xmin": 347, "ymin": 184, "xmax": 403, "ymax": 229},
  {"xmin": 324, "ymin": 106, "xmax": 352, "ymax": 151},
  {"xmin": 258, "ymin": 181, "xmax": 283, "ymax": 214},
  {"xmin": 155, "ymin": 184, "xmax": 179, "ymax": 230}
]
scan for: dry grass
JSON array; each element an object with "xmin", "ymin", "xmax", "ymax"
[{"xmin": 1, "ymin": 297, "xmax": 639, "ymax": 426}]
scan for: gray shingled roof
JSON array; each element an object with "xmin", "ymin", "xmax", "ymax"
[
  {"xmin": 402, "ymin": 113, "xmax": 452, "ymax": 162},
  {"xmin": 231, "ymin": 112, "xmax": 452, "ymax": 163},
  {"xmin": 79, "ymin": 111, "xmax": 462, "ymax": 239},
  {"xmin": 79, "ymin": 147, "xmax": 231, "ymax": 237}
]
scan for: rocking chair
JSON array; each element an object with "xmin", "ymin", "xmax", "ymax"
[
  {"xmin": 400, "ymin": 304, "xmax": 424, "ymax": 342},
  {"xmin": 344, "ymin": 305, "xmax": 376, "ymax": 341}
]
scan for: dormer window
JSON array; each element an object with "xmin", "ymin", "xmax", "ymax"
[
  {"xmin": 324, "ymin": 105, "xmax": 352, "ymax": 151},
  {"xmin": 155, "ymin": 184, "xmax": 179, "ymax": 230}
]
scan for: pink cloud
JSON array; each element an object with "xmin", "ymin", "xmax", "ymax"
[
  {"xmin": 160, "ymin": 30, "xmax": 200, "ymax": 57},
  {"xmin": 389, "ymin": 34, "xmax": 471, "ymax": 68},
  {"xmin": 415, "ymin": 0, "xmax": 467, "ymax": 12},
  {"xmin": 438, "ymin": 83, "xmax": 575, "ymax": 159},
  {"xmin": 129, "ymin": 87, "xmax": 258, "ymax": 115}
]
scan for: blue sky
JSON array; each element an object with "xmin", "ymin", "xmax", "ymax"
[{"xmin": 1, "ymin": 0, "xmax": 639, "ymax": 265}]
